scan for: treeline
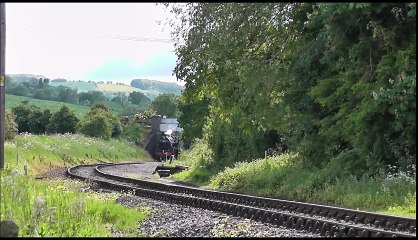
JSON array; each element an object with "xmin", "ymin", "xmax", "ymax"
[
  {"xmin": 131, "ymin": 79, "xmax": 183, "ymax": 95},
  {"xmin": 169, "ymin": 3, "xmax": 416, "ymax": 175},
  {"xmin": 5, "ymin": 91, "xmax": 181, "ymax": 144},
  {"xmin": 5, "ymin": 103, "xmax": 142, "ymax": 143},
  {"xmin": 5, "ymin": 76, "xmax": 151, "ymax": 110}
]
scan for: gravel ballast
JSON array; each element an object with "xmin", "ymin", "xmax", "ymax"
[
  {"xmin": 96, "ymin": 162, "xmax": 320, "ymax": 237},
  {"xmin": 115, "ymin": 193, "xmax": 320, "ymax": 238},
  {"xmin": 54, "ymin": 162, "xmax": 321, "ymax": 237}
]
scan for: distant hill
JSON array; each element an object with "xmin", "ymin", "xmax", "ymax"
[
  {"xmin": 7, "ymin": 74, "xmax": 47, "ymax": 83},
  {"xmin": 6, "ymin": 74, "xmax": 184, "ymax": 100},
  {"xmin": 130, "ymin": 79, "xmax": 183, "ymax": 95}
]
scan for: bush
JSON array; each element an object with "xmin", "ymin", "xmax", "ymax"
[
  {"xmin": 5, "ymin": 110, "xmax": 18, "ymax": 141},
  {"xmin": 78, "ymin": 104, "xmax": 122, "ymax": 140},
  {"xmin": 79, "ymin": 113, "xmax": 112, "ymax": 140},
  {"xmin": 120, "ymin": 123, "xmax": 143, "ymax": 145}
]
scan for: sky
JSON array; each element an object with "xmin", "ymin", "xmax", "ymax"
[{"xmin": 5, "ymin": 3, "xmax": 183, "ymax": 85}]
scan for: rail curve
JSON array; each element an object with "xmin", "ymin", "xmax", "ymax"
[{"xmin": 67, "ymin": 163, "xmax": 416, "ymax": 238}]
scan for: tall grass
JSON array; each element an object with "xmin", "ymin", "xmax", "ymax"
[
  {"xmin": 5, "ymin": 133, "xmax": 151, "ymax": 175},
  {"xmin": 1, "ymin": 133, "xmax": 152, "ymax": 237},
  {"xmin": 1, "ymin": 169, "xmax": 147, "ymax": 237},
  {"xmin": 171, "ymin": 140, "xmax": 416, "ymax": 217}
]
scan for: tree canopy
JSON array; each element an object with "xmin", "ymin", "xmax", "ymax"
[{"xmin": 167, "ymin": 2, "xmax": 416, "ymax": 173}]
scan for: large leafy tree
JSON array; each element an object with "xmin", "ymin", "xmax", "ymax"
[
  {"xmin": 47, "ymin": 105, "xmax": 79, "ymax": 134},
  {"xmin": 78, "ymin": 103, "xmax": 122, "ymax": 139},
  {"xmin": 128, "ymin": 91, "xmax": 150, "ymax": 105},
  {"xmin": 12, "ymin": 103, "xmax": 36, "ymax": 133},
  {"xmin": 151, "ymin": 93, "xmax": 179, "ymax": 117},
  {"xmin": 167, "ymin": 2, "xmax": 416, "ymax": 174}
]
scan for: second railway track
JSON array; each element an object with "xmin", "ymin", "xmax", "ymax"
[{"xmin": 67, "ymin": 162, "xmax": 416, "ymax": 238}]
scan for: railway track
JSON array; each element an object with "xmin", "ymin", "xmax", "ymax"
[{"xmin": 67, "ymin": 162, "xmax": 416, "ymax": 238}]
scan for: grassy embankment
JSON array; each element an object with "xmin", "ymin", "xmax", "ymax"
[
  {"xmin": 169, "ymin": 140, "xmax": 416, "ymax": 218},
  {"xmin": 1, "ymin": 134, "xmax": 153, "ymax": 237}
]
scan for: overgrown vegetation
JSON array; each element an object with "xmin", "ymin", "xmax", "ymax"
[
  {"xmin": 1, "ymin": 132, "xmax": 152, "ymax": 237},
  {"xmin": 1, "ymin": 169, "xmax": 148, "ymax": 237},
  {"xmin": 163, "ymin": 2, "xmax": 416, "ymax": 217},
  {"xmin": 171, "ymin": 140, "xmax": 416, "ymax": 217},
  {"xmin": 4, "ymin": 133, "xmax": 150, "ymax": 174}
]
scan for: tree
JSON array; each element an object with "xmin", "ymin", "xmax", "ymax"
[
  {"xmin": 128, "ymin": 91, "xmax": 150, "ymax": 105},
  {"xmin": 151, "ymin": 93, "xmax": 179, "ymax": 117},
  {"xmin": 178, "ymin": 96, "xmax": 210, "ymax": 148},
  {"xmin": 78, "ymin": 103, "xmax": 122, "ymax": 139},
  {"xmin": 167, "ymin": 2, "xmax": 416, "ymax": 175},
  {"xmin": 47, "ymin": 105, "xmax": 79, "ymax": 134},
  {"xmin": 29, "ymin": 109, "xmax": 52, "ymax": 134},
  {"xmin": 78, "ymin": 91, "xmax": 106, "ymax": 105},
  {"xmin": 12, "ymin": 103, "xmax": 38, "ymax": 133},
  {"xmin": 79, "ymin": 113, "xmax": 112, "ymax": 140},
  {"xmin": 111, "ymin": 92, "xmax": 128, "ymax": 107},
  {"xmin": 58, "ymin": 87, "xmax": 78, "ymax": 104}
]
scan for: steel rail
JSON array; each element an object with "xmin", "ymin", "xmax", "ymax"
[{"xmin": 66, "ymin": 163, "xmax": 416, "ymax": 238}]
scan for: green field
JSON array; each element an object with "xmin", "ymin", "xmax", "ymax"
[
  {"xmin": 96, "ymin": 83, "xmax": 138, "ymax": 93},
  {"xmin": 6, "ymin": 94, "xmax": 149, "ymax": 117},
  {"xmin": 49, "ymin": 81, "xmax": 97, "ymax": 92},
  {"xmin": 5, "ymin": 94, "xmax": 91, "ymax": 118}
]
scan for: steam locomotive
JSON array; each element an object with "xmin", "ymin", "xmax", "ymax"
[{"xmin": 144, "ymin": 115, "xmax": 183, "ymax": 161}]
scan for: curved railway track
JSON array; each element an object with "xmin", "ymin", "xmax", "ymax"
[{"xmin": 67, "ymin": 162, "xmax": 416, "ymax": 238}]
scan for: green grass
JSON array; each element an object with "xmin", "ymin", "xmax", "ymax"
[
  {"xmin": 1, "ymin": 134, "xmax": 153, "ymax": 237},
  {"xmin": 5, "ymin": 133, "xmax": 152, "ymax": 175},
  {"xmin": 5, "ymin": 94, "xmax": 91, "ymax": 118},
  {"xmin": 49, "ymin": 81, "xmax": 97, "ymax": 92},
  {"xmin": 170, "ymin": 140, "xmax": 416, "ymax": 218},
  {"xmin": 1, "ymin": 170, "xmax": 148, "ymax": 237}
]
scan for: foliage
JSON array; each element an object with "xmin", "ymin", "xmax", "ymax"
[
  {"xmin": 120, "ymin": 123, "xmax": 143, "ymax": 145},
  {"xmin": 128, "ymin": 91, "xmax": 151, "ymax": 105},
  {"xmin": 47, "ymin": 105, "xmax": 79, "ymax": 134},
  {"xmin": 151, "ymin": 93, "xmax": 179, "ymax": 117},
  {"xmin": 28, "ymin": 109, "xmax": 52, "ymax": 135},
  {"xmin": 79, "ymin": 113, "xmax": 112, "ymax": 140},
  {"xmin": 5, "ymin": 110, "xmax": 18, "ymax": 141},
  {"xmin": 167, "ymin": 2, "xmax": 416, "ymax": 174},
  {"xmin": 177, "ymin": 96, "xmax": 210, "ymax": 148},
  {"xmin": 78, "ymin": 104, "xmax": 122, "ymax": 140},
  {"xmin": 0, "ymin": 170, "xmax": 147, "ymax": 237},
  {"xmin": 12, "ymin": 103, "xmax": 37, "ymax": 133},
  {"xmin": 57, "ymin": 88, "xmax": 78, "ymax": 104},
  {"xmin": 172, "ymin": 141, "xmax": 415, "ymax": 217},
  {"xmin": 6, "ymin": 94, "xmax": 92, "ymax": 118},
  {"xmin": 78, "ymin": 91, "xmax": 107, "ymax": 105},
  {"xmin": 130, "ymin": 78, "xmax": 183, "ymax": 95},
  {"xmin": 4, "ymin": 133, "xmax": 151, "ymax": 174},
  {"xmin": 203, "ymin": 109, "xmax": 268, "ymax": 169}
]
